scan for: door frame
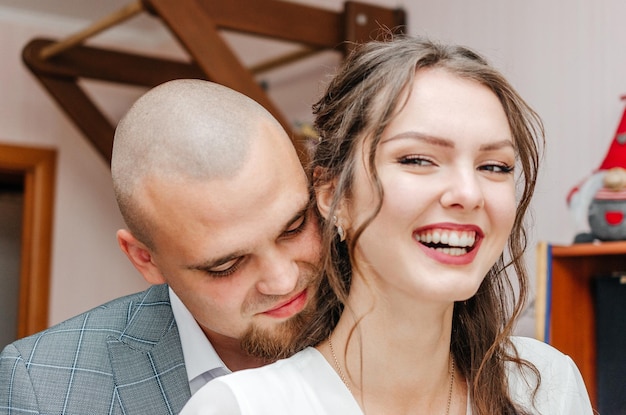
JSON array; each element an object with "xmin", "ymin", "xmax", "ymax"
[{"xmin": 0, "ymin": 143, "xmax": 56, "ymax": 338}]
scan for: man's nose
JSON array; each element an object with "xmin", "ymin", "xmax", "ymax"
[{"xmin": 255, "ymin": 252, "xmax": 299, "ymax": 296}]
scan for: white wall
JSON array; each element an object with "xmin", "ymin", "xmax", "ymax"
[
  {"xmin": 0, "ymin": 8, "xmax": 152, "ymax": 325},
  {"xmin": 2, "ymin": 0, "xmax": 625, "ymax": 333},
  {"xmin": 401, "ymin": 0, "xmax": 626, "ymax": 335}
]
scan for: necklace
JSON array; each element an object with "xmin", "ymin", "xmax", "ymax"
[
  {"xmin": 446, "ymin": 354, "xmax": 455, "ymax": 415},
  {"xmin": 328, "ymin": 334, "xmax": 352, "ymax": 394},
  {"xmin": 327, "ymin": 335, "xmax": 455, "ymax": 415}
]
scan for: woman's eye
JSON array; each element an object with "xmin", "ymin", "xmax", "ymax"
[
  {"xmin": 480, "ymin": 163, "xmax": 514, "ymax": 174},
  {"xmin": 398, "ymin": 155, "xmax": 434, "ymax": 166}
]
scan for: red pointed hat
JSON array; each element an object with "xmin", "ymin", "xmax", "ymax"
[{"xmin": 598, "ymin": 95, "xmax": 626, "ymax": 170}]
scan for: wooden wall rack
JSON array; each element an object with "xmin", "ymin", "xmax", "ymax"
[{"xmin": 21, "ymin": 0, "xmax": 406, "ymax": 164}]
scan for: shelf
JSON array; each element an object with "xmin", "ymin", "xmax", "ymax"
[{"xmin": 536, "ymin": 240, "xmax": 626, "ymax": 409}]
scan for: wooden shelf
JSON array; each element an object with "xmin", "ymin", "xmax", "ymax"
[{"xmin": 537, "ymin": 240, "xmax": 626, "ymax": 409}]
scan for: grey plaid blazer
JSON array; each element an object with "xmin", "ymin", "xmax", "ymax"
[{"xmin": 0, "ymin": 284, "xmax": 191, "ymax": 414}]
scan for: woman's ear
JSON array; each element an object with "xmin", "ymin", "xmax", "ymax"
[
  {"xmin": 116, "ymin": 229, "xmax": 166, "ymax": 285},
  {"xmin": 314, "ymin": 166, "xmax": 335, "ymax": 221}
]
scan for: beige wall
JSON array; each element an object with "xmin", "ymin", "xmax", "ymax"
[
  {"xmin": 0, "ymin": 9, "xmax": 151, "ymax": 325},
  {"xmin": 2, "ymin": 0, "xmax": 626, "ymax": 335}
]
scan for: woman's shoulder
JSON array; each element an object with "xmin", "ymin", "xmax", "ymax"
[
  {"xmin": 507, "ymin": 336, "xmax": 578, "ymax": 385},
  {"xmin": 509, "ymin": 335, "xmax": 569, "ymax": 364},
  {"xmin": 506, "ymin": 336, "xmax": 594, "ymax": 414}
]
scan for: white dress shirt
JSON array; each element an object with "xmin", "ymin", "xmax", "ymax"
[{"xmin": 169, "ymin": 288, "xmax": 231, "ymax": 395}]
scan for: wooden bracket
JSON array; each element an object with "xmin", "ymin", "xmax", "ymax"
[{"xmin": 23, "ymin": 0, "xmax": 406, "ymax": 165}]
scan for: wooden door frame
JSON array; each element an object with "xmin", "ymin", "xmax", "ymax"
[{"xmin": 0, "ymin": 143, "xmax": 56, "ymax": 338}]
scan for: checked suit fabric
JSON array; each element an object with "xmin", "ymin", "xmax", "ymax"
[{"xmin": 0, "ymin": 284, "xmax": 192, "ymax": 414}]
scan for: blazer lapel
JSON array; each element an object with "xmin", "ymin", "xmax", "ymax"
[{"xmin": 107, "ymin": 285, "xmax": 191, "ymax": 414}]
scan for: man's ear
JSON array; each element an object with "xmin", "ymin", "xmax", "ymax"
[{"xmin": 116, "ymin": 229, "xmax": 166, "ymax": 285}]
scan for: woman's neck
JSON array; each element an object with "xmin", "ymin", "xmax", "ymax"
[{"xmin": 317, "ymin": 275, "xmax": 467, "ymax": 414}]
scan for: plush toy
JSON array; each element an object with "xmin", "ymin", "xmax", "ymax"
[{"xmin": 568, "ymin": 96, "xmax": 626, "ymax": 243}]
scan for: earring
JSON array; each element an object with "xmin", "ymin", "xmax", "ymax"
[{"xmin": 333, "ymin": 215, "xmax": 346, "ymax": 242}]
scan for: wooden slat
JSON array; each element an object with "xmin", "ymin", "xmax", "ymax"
[
  {"xmin": 33, "ymin": 75, "xmax": 116, "ymax": 162},
  {"xmin": 147, "ymin": 0, "xmax": 315, "ymax": 163},
  {"xmin": 22, "ymin": 0, "xmax": 407, "ymax": 166},
  {"xmin": 39, "ymin": 0, "xmax": 145, "ymax": 60},
  {"xmin": 148, "ymin": 0, "xmax": 286, "ymax": 124},
  {"xmin": 24, "ymin": 38, "xmax": 206, "ymax": 88},
  {"xmin": 551, "ymin": 240, "xmax": 626, "ymax": 256},
  {"xmin": 196, "ymin": 0, "xmax": 343, "ymax": 49}
]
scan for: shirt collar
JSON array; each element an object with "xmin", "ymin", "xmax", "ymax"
[{"xmin": 169, "ymin": 287, "xmax": 231, "ymax": 392}]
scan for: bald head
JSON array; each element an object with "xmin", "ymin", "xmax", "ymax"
[
  {"xmin": 112, "ymin": 79, "xmax": 289, "ymax": 246},
  {"xmin": 113, "ymin": 79, "xmax": 283, "ymax": 187}
]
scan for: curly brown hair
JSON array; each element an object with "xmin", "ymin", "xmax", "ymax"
[{"xmin": 300, "ymin": 35, "xmax": 545, "ymax": 415}]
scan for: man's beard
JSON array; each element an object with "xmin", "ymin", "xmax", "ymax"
[{"xmin": 240, "ymin": 298, "xmax": 315, "ymax": 361}]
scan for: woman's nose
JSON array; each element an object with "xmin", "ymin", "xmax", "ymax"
[{"xmin": 439, "ymin": 168, "xmax": 485, "ymax": 211}]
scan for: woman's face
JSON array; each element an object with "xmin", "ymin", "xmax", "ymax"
[{"xmin": 347, "ymin": 67, "xmax": 517, "ymax": 303}]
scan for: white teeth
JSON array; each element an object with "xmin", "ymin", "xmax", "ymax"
[
  {"xmin": 432, "ymin": 230, "xmax": 441, "ymax": 244},
  {"xmin": 436, "ymin": 247, "xmax": 468, "ymax": 256},
  {"xmin": 440, "ymin": 232, "xmax": 449, "ymax": 245},
  {"xmin": 449, "ymin": 232, "xmax": 459, "ymax": 246},
  {"xmin": 415, "ymin": 229, "xmax": 477, "ymax": 248}
]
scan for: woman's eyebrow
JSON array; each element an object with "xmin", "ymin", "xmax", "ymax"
[
  {"xmin": 384, "ymin": 131, "xmax": 514, "ymax": 151},
  {"xmin": 382, "ymin": 131, "xmax": 454, "ymax": 147},
  {"xmin": 479, "ymin": 139, "xmax": 515, "ymax": 151}
]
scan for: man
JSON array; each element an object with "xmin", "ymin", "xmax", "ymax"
[{"xmin": 0, "ymin": 79, "xmax": 321, "ymax": 414}]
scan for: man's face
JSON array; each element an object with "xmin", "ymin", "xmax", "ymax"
[{"xmin": 139, "ymin": 122, "xmax": 321, "ymax": 360}]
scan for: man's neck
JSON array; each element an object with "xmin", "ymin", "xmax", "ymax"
[
  {"xmin": 214, "ymin": 344, "xmax": 271, "ymax": 372},
  {"xmin": 203, "ymin": 329, "xmax": 272, "ymax": 372}
]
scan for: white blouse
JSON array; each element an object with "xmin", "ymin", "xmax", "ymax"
[{"xmin": 181, "ymin": 336, "xmax": 593, "ymax": 415}]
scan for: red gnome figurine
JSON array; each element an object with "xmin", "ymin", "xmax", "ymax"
[{"xmin": 568, "ymin": 96, "xmax": 626, "ymax": 243}]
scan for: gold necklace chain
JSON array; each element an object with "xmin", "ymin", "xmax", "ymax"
[
  {"xmin": 446, "ymin": 354, "xmax": 455, "ymax": 415},
  {"xmin": 328, "ymin": 334, "xmax": 352, "ymax": 394},
  {"xmin": 327, "ymin": 335, "xmax": 455, "ymax": 415}
]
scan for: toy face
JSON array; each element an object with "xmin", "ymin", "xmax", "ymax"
[{"xmin": 588, "ymin": 189, "xmax": 626, "ymax": 240}]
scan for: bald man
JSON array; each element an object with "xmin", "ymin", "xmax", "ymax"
[{"xmin": 0, "ymin": 80, "xmax": 322, "ymax": 415}]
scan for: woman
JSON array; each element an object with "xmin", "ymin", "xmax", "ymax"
[{"xmin": 181, "ymin": 36, "xmax": 592, "ymax": 415}]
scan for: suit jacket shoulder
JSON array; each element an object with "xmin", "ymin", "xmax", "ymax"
[{"xmin": 0, "ymin": 284, "xmax": 191, "ymax": 415}]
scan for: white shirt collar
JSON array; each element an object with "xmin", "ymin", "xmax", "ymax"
[{"xmin": 169, "ymin": 287, "xmax": 231, "ymax": 394}]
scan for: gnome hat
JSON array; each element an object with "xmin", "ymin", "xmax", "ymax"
[
  {"xmin": 598, "ymin": 95, "xmax": 626, "ymax": 170},
  {"xmin": 567, "ymin": 95, "xmax": 626, "ymax": 234}
]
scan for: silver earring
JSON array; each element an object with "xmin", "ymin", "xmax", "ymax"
[
  {"xmin": 337, "ymin": 225, "xmax": 345, "ymax": 242},
  {"xmin": 333, "ymin": 215, "xmax": 346, "ymax": 242}
]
